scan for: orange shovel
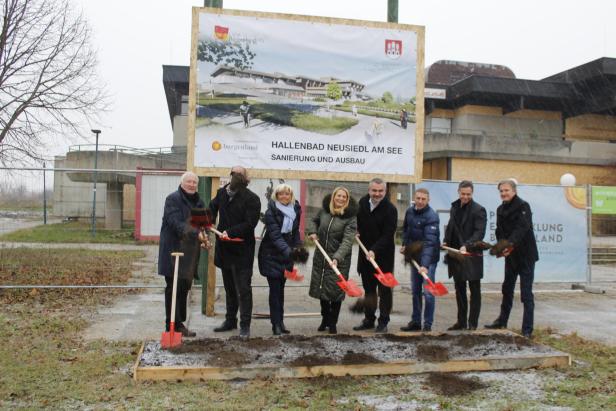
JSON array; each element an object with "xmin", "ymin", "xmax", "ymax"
[
  {"xmin": 161, "ymin": 252, "xmax": 184, "ymax": 349},
  {"xmin": 284, "ymin": 267, "xmax": 304, "ymax": 281},
  {"xmin": 313, "ymin": 239, "xmax": 363, "ymax": 298},
  {"xmin": 410, "ymin": 259, "xmax": 448, "ymax": 297},
  {"xmin": 355, "ymin": 234, "xmax": 399, "ymax": 287}
]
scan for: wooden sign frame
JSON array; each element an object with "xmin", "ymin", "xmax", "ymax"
[{"xmin": 188, "ymin": 7, "xmax": 425, "ymax": 183}]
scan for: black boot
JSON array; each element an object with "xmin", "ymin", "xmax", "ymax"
[
  {"xmin": 272, "ymin": 324, "xmax": 282, "ymax": 336},
  {"xmin": 214, "ymin": 320, "xmax": 237, "ymax": 332},
  {"xmin": 400, "ymin": 321, "xmax": 421, "ymax": 332},
  {"xmin": 317, "ymin": 318, "xmax": 328, "ymax": 332},
  {"xmin": 280, "ymin": 322, "xmax": 291, "ymax": 334},
  {"xmin": 353, "ymin": 319, "xmax": 375, "ymax": 331},
  {"xmin": 484, "ymin": 319, "xmax": 507, "ymax": 330}
]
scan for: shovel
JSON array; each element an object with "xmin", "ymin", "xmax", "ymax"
[
  {"xmin": 161, "ymin": 252, "xmax": 184, "ymax": 349},
  {"xmin": 190, "ymin": 208, "xmax": 244, "ymax": 243},
  {"xmin": 410, "ymin": 259, "xmax": 448, "ymax": 297},
  {"xmin": 313, "ymin": 238, "xmax": 363, "ymax": 298},
  {"xmin": 355, "ymin": 234, "xmax": 399, "ymax": 288},
  {"xmin": 284, "ymin": 267, "xmax": 304, "ymax": 282},
  {"xmin": 441, "ymin": 244, "xmax": 481, "ymax": 257}
]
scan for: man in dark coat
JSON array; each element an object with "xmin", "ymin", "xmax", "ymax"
[
  {"xmin": 400, "ymin": 188, "xmax": 440, "ymax": 332},
  {"xmin": 353, "ymin": 178, "xmax": 398, "ymax": 333},
  {"xmin": 209, "ymin": 166, "xmax": 261, "ymax": 340},
  {"xmin": 443, "ymin": 180, "xmax": 487, "ymax": 331},
  {"xmin": 158, "ymin": 171, "xmax": 205, "ymax": 337},
  {"xmin": 485, "ymin": 179, "xmax": 539, "ymax": 338}
]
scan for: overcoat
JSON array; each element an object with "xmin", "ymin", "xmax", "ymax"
[
  {"xmin": 443, "ymin": 199, "xmax": 487, "ymax": 281},
  {"xmin": 496, "ymin": 194, "xmax": 539, "ymax": 269},
  {"xmin": 158, "ymin": 186, "xmax": 204, "ymax": 280},
  {"xmin": 308, "ymin": 194, "xmax": 358, "ymax": 302},
  {"xmin": 356, "ymin": 194, "xmax": 398, "ymax": 275},
  {"xmin": 258, "ymin": 200, "xmax": 302, "ymax": 279},
  {"xmin": 209, "ymin": 184, "xmax": 261, "ymax": 270}
]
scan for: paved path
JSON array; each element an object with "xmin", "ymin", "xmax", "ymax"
[{"xmin": 75, "ymin": 242, "xmax": 616, "ymax": 346}]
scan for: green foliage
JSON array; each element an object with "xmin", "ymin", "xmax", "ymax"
[
  {"xmin": 326, "ymin": 81, "xmax": 342, "ymax": 101},
  {"xmin": 197, "ymin": 97, "xmax": 358, "ymax": 135},
  {"xmin": 381, "ymin": 91, "xmax": 394, "ymax": 104},
  {"xmin": 197, "ymin": 40, "xmax": 256, "ymax": 70},
  {"xmin": 0, "ymin": 221, "xmax": 137, "ymax": 244}
]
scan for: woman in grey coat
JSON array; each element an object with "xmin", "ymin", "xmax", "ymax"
[{"xmin": 308, "ymin": 186, "xmax": 358, "ymax": 334}]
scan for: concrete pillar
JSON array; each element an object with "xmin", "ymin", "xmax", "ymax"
[{"xmin": 105, "ymin": 182, "xmax": 124, "ymax": 229}]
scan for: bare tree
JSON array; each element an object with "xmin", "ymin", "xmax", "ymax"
[{"xmin": 0, "ymin": 0, "xmax": 108, "ymax": 166}]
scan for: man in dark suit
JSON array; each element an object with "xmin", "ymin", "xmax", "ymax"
[
  {"xmin": 443, "ymin": 180, "xmax": 487, "ymax": 331},
  {"xmin": 353, "ymin": 178, "xmax": 398, "ymax": 333},
  {"xmin": 209, "ymin": 166, "xmax": 261, "ymax": 340},
  {"xmin": 485, "ymin": 179, "xmax": 539, "ymax": 338}
]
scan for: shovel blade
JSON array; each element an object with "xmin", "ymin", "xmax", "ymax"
[
  {"xmin": 337, "ymin": 279, "xmax": 364, "ymax": 298},
  {"xmin": 284, "ymin": 268, "xmax": 304, "ymax": 282},
  {"xmin": 425, "ymin": 282, "xmax": 449, "ymax": 297},
  {"xmin": 375, "ymin": 271, "xmax": 399, "ymax": 288},
  {"xmin": 160, "ymin": 330, "xmax": 182, "ymax": 349}
]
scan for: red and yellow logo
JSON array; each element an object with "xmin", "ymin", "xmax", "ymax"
[
  {"xmin": 211, "ymin": 141, "xmax": 222, "ymax": 151},
  {"xmin": 214, "ymin": 25, "xmax": 229, "ymax": 41}
]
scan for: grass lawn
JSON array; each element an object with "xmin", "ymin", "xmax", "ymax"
[
  {"xmin": 197, "ymin": 97, "xmax": 358, "ymax": 135},
  {"xmin": 1, "ymin": 247, "xmax": 614, "ymax": 410},
  {"xmin": 0, "ymin": 220, "xmax": 137, "ymax": 244}
]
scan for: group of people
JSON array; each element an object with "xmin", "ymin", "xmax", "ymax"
[{"xmin": 158, "ymin": 168, "xmax": 538, "ymax": 341}]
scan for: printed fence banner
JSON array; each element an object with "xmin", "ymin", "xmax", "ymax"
[
  {"xmin": 592, "ymin": 186, "xmax": 616, "ymax": 214},
  {"xmin": 418, "ymin": 181, "xmax": 588, "ymax": 283},
  {"xmin": 191, "ymin": 9, "xmax": 423, "ymax": 181}
]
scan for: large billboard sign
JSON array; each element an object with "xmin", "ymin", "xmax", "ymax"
[{"xmin": 188, "ymin": 8, "xmax": 425, "ymax": 182}]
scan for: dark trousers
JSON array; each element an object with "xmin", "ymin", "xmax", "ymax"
[
  {"xmin": 320, "ymin": 299, "xmax": 342, "ymax": 328},
  {"xmin": 165, "ymin": 276, "xmax": 192, "ymax": 329},
  {"xmin": 454, "ymin": 279, "xmax": 481, "ymax": 328},
  {"xmin": 266, "ymin": 277, "xmax": 286, "ymax": 326},
  {"xmin": 360, "ymin": 270, "xmax": 393, "ymax": 325},
  {"xmin": 498, "ymin": 260, "xmax": 535, "ymax": 335},
  {"xmin": 221, "ymin": 266, "xmax": 253, "ymax": 329}
]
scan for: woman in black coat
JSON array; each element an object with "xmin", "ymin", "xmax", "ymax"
[
  {"xmin": 308, "ymin": 187, "xmax": 358, "ymax": 334},
  {"xmin": 258, "ymin": 184, "xmax": 302, "ymax": 335}
]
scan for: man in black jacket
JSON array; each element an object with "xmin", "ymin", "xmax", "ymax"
[
  {"xmin": 158, "ymin": 171, "xmax": 205, "ymax": 338},
  {"xmin": 353, "ymin": 178, "xmax": 398, "ymax": 333},
  {"xmin": 209, "ymin": 166, "xmax": 261, "ymax": 340},
  {"xmin": 485, "ymin": 179, "xmax": 539, "ymax": 338},
  {"xmin": 443, "ymin": 180, "xmax": 487, "ymax": 331}
]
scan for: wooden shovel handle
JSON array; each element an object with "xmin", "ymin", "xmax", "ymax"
[
  {"xmin": 313, "ymin": 238, "xmax": 344, "ymax": 279},
  {"xmin": 355, "ymin": 234, "xmax": 380, "ymax": 271}
]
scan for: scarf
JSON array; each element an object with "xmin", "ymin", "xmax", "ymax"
[{"xmin": 275, "ymin": 201, "xmax": 296, "ymax": 234}]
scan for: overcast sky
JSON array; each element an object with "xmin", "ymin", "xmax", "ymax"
[{"xmin": 68, "ymin": 0, "xmax": 616, "ymax": 157}]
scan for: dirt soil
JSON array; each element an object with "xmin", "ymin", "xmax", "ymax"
[
  {"xmin": 139, "ymin": 333, "xmax": 560, "ymax": 369},
  {"xmin": 425, "ymin": 372, "xmax": 489, "ymax": 396}
]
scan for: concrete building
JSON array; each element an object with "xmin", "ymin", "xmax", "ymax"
[{"xmin": 423, "ymin": 58, "xmax": 616, "ymax": 185}]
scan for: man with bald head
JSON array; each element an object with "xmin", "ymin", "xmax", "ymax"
[{"xmin": 209, "ymin": 166, "xmax": 261, "ymax": 340}]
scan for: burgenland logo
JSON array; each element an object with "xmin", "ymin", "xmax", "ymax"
[
  {"xmin": 214, "ymin": 25, "xmax": 229, "ymax": 41},
  {"xmin": 385, "ymin": 39, "xmax": 402, "ymax": 59},
  {"xmin": 211, "ymin": 141, "xmax": 257, "ymax": 152}
]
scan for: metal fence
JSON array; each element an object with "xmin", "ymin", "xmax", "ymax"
[{"xmin": 1, "ymin": 165, "xmax": 615, "ymax": 289}]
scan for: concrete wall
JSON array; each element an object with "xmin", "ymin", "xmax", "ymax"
[
  {"xmin": 451, "ymin": 106, "xmax": 563, "ymax": 139},
  {"xmin": 450, "ymin": 158, "xmax": 616, "ymax": 185},
  {"xmin": 565, "ymin": 114, "xmax": 616, "ymax": 141},
  {"xmin": 173, "ymin": 115, "xmax": 188, "ymax": 147},
  {"xmin": 53, "ymin": 157, "xmax": 106, "ymax": 219}
]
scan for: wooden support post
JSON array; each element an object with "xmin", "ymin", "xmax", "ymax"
[{"xmin": 205, "ymin": 177, "xmax": 220, "ymax": 316}]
